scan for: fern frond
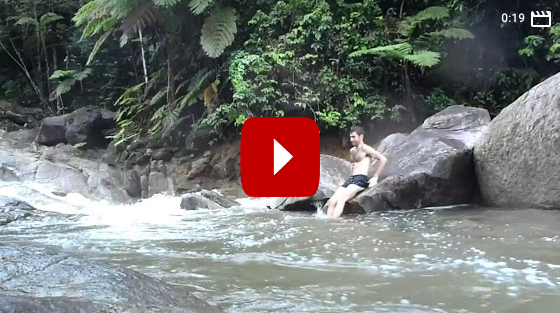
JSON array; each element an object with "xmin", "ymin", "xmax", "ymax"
[
  {"xmin": 119, "ymin": 1, "xmax": 163, "ymax": 36},
  {"xmin": 74, "ymin": 68, "xmax": 92, "ymax": 81},
  {"xmin": 152, "ymin": 0, "xmax": 181, "ymax": 7},
  {"xmin": 349, "ymin": 42, "xmax": 412, "ymax": 58},
  {"xmin": 430, "ymin": 27, "xmax": 474, "ymax": 40},
  {"xmin": 200, "ymin": 7, "xmax": 237, "ymax": 58},
  {"xmin": 412, "ymin": 6, "xmax": 449, "ymax": 22},
  {"xmin": 73, "ymin": 0, "xmax": 102, "ymax": 26},
  {"xmin": 15, "ymin": 17, "xmax": 39, "ymax": 27},
  {"xmin": 403, "ymin": 50, "xmax": 441, "ymax": 68},
  {"xmin": 175, "ymin": 68, "xmax": 214, "ymax": 109},
  {"xmin": 39, "ymin": 13, "xmax": 63, "ymax": 26},
  {"xmin": 150, "ymin": 88, "xmax": 168, "ymax": 106},
  {"xmin": 49, "ymin": 70, "xmax": 77, "ymax": 80},
  {"xmin": 55, "ymin": 79, "xmax": 75, "ymax": 96},
  {"xmin": 189, "ymin": 0, "xmax": 214, "ymax": 15},
  {"xmin": 87, "ymin": 29, "xmax": 113, "ymax": 65}
]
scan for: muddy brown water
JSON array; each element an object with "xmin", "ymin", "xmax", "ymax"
[{"xmin": 1, "ymin": 182, "xmax": 559, "ymax": 312}]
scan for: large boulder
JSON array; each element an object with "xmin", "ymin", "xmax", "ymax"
[
  {"xmin": 35, "ymin": 106, "xmax": 116, "ymax": 149},
  {"xmin": 0, "ymin": 244, "xmax": 221, "ymax": 312},
  {"xmin": 474, "ymin": 72, "xmax": 560, "ymax": 209},
  {"xmin": 347, "ymin": 105, "xmax": 490, "ymax": 213},
  {"xmin": 280, "ymin": 105, "xmax": 490, "ymax": 214},
  {"xmin": 65, "ymin": 106, "xmax": 116, "ymax": 148},
  {"xmin": 35, "ymin": 116, "xmax": 66, "ymax": 146},
  {"xmin": 0, "ymin": 140, "xmax": 132, "ymax": 203}
]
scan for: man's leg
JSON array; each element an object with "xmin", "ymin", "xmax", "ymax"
[
  {"xmin": 329, "ymin": 184, "xmax": 364, "ymax": 219},
  {"xmin": 324, "ymin": 186, "xmax": 346, "ymax": 216}
]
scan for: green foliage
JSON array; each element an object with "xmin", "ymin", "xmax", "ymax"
[
  {"xmin": 49, "ymin": 68, "xmax": 93, "ymax": 102},
  {"xmin": 519, "ymin": 23, "xmax": 560, "ymax": 63},
  {"xmin": 351, "ymin": 6, "xmax": 473, "ymax": 69},
  {"xmin": 189, "ymin": 0, "xmax": 214, "ymax": 15},
  {"xmin": 427, "ymin": 88, "xmax": 454, "ymax": 111},
  {"xmin": 1, "ymin": 0, "xmax": 559, "ymax": 147},
  {"xmin": 200, "ymin": 7, "xmax": 237, "ymax": 58},
  {"xmin": 198, "ymin": 0, "xmax": 390, "ymax": 132}
]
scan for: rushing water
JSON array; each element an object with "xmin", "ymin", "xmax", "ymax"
[{"xmin": 1, "ymin": 181, "xmax": 560, "ymax": 313}]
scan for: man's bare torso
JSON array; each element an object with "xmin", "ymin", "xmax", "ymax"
[{"xmin": 350, "ymin": 145, "xmax": 371, "ymax": 175}]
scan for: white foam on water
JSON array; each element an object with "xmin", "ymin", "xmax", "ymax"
[{"xmin": 314, "ymin": 201, "xmax": 328, "ymax": 219}]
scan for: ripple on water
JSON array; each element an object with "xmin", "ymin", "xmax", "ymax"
[{"xmin": 2, "ymin": 181, "xmax": 560, "ymax": 312}]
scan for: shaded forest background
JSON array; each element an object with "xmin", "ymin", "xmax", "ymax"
[{"xmin": 1, "ymin": 0, "xmax": 559, "ymax": 147}]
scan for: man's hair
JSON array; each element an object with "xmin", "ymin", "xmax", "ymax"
[{"xmin": 350, "ymin": 125, "xmax": 365, "ymax": 136}]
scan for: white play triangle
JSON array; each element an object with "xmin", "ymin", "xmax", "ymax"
[{"xmin": 273, "ymin": 139, "xmax": 293, "ymax": 175}]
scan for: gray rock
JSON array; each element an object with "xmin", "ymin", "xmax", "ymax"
[
  {"xmin": 153, "ymin": 148, "xmax": 174, "ymax": 162},
  {"xmin": 279, "ymin": 105, "xmax": 490, "ymax": 214},
  {"xmin": 187, "ymin": 157, "xmax": 209, "ymax": 180},
  {"xmin": 348, "ymin": 105, "xmax": 490, "ymax": 213},
  {"xmin": 163, "ymin": 115, "xmax": 194, "ymax": 148},
  {"xmin": 122, "ymin": 170, "xmax": 141, "ymax": 198},
  {"xmin": 65, "ymin": 106, "xmax": 115, "ymax": 148},
  {"xmin": 0, "ymin": 141, "xmax": 131, "ymax": 203},
  {"xmin": 376, "ymin": 132, "xmax": 408, "ymax": 153},
  {"xmin": 185, "ymin": 127, "xmax": 213, "ymax": 153},
  {"xmin": 135, "ymin": 153, "xmax": 151, "ymax": 166},
  {"xmin": 149, "ymin": 172, "xmax": 169, "ymax": 196},
  {"xmin": 0, "ymin": 196, "xmax": 35, "ymax": 225},
  {"xmin": 35, "ymin": 116, "xmax": 66, "ymax": 146},
  {"xmin": 0, "ymin": 244, "xmax": 222, "ymax": 312},
  {"xmin": 128, "ymin": 139, "xmax": 146, "ymax": 151},
  {"xmin": 474, "ymin": 72, "xmax": 560, "ymax": 209},
  {"xmin": 180, "ymin": 193, "xmax": 223, "ymax": 210},
  {"xmin": 101, "ymin": 140, "xmax": 118, "ymax": 166},
  {"xmin": 200, "ymin": 190, "xmax": 239, "ymax": 208},
  {"xmin": 35, "ymin": 106, "xmax": 116, "ymax": 149}
]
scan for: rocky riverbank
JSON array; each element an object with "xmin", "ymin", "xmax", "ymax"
[
  {"xmin": 2, "ymin": 71, "xmax": 560, "ymax": 212},
  {"xmin": 0, "ymin": 243, "xmax": 222, "ymax": 312}
]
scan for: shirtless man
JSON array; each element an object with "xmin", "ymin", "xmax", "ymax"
[{"xmin": 324, "ymin": 126, "xmax": 388, "ymax": 219}]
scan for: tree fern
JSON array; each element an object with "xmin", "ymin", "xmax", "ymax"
[
  {"xmin": 15, "ymin": 17, "xmax": 39, "ymax": 27},
  {"xmin": 404, "ymin": 50, "xmax": 441, "ymax": 68},
  {"xmin": 152, "ymin": 0, "xmax": 182, "ymax": 8},
  {"xmin": 50, "ymin": 70, "xmax": 77, "ymax": 80},
  {"xmin": 87, "ymin": 29, "xmax": 113, "ymax": 65},
  {"xmin": 431, "ymin": 27, "xmax": 474, "ymax": 40},
  {"xmin": 119, "ymin": 1, "xmax": 163, "ymax": 36},
  {"xmin": 413, "ymin": 6, "xmax": 449, "ymax": 23},
  {"xmin": 39, "ymin": 13, "xmax": 63, "ymax": 26},
  {"xmin": 54, "ymin": 78, "xmax": 76, "ymax": 97},
  {"xmin": 200, "ymin": 7, "xmax": 237, "ymax": 58},
  {"xmin": 73, "ymin": 0, "xmax": 102, "ymax": 26},
  {"xmin": 189, "ymin": 0, "xmax": 214, "ymax": 15},
  {"xmin": 175, "ymin": 68, "xmax": 214, "ymax": 110},
  {"xmin": 74, "ymin": 68, "xmax": 93, "ymax": 81},
  {"xmin": 349, "ymin": 42, "xmax": 412, "ymax": 58}
]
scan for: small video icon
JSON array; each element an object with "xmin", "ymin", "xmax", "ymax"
[{"xmin": 531, "ymin": 11, "xmax": 552, "ymax": 28}]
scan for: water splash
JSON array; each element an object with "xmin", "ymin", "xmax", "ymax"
[{"xmin": 314, "ymin": 200, "xmax": 328, "ymax": 219}]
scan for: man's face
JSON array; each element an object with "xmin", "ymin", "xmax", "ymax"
[{"xmin": 349, "ymin": 132, "xmax": 362, "ymax": 146}]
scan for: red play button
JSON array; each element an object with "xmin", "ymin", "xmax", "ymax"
[{"xmin": 240, "ymin": 117, "xmax": 320, "ymax": 197}]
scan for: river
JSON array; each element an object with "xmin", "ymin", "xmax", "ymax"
[{"xmin": 1, "ymin": 181, "xmax": 560, "ymax": 312}]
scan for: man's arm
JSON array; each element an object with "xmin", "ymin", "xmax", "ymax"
[{"xmin": 363, "ymin": 145, "xmax": 388, "ymax": 185}]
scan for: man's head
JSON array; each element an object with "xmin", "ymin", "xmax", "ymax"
[{"xmin": 349, "ymin": 126, "xmax": 365, "ymax": 146}]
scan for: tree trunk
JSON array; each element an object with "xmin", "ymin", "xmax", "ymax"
[
  {"xmin": 167, "ymin": 40, "xmax": 176, "ymax": 107},
  {"xmin": 33, "ymin": 3, "xmax": 43, "ymax": 96},
  {"xmin": 139, "ymin": 29, "xmax": 149, "ymax": 85}
]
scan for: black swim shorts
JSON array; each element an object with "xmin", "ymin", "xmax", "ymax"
[{"xmin": 342, "ymin": 174, "xmax": 369, "ymax": 188}]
